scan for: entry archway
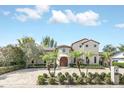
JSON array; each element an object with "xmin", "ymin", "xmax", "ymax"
[{"xmin": 60, "ymin": 57, "xmax": 68, "ymax": 66}]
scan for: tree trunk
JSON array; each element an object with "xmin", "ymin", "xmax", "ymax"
[
  {"xmin": 47, "ymin": 65, "xmax": 52, "ymax": 77},
  {"xmin": 77, "ymin": 60, "xmax": 82, "ymax": 75},
  {"xmin": 53, "ymin": 61, "xmax": 57, "ymax": 77}
]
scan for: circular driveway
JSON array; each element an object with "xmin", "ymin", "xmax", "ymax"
[{"xmin": 0, "ymin": 68, "xmax": 124, "ymax": 87}]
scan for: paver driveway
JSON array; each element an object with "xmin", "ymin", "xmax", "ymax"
[{"xmin": 0, "ymin": 68, "xmax": 124, "ymax": 87}]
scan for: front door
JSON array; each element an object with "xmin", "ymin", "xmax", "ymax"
[{"xmin": 60, "ymin": 57, "xmax": 68, "ymax": 66}]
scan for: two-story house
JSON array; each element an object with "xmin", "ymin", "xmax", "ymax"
[
  {"xmin": 56, "ymin": 38, "xmax": 100, "ymax": 67},
  {"xmin": 28, "ymin": 38, "xmax": 100, "ymax": 67}
]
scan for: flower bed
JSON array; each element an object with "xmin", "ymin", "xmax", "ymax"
[
  {"xmin": 0, "ymin": 65, "xmax": 25, "ymax": 75},
  {"xmin": 37, "ymin": 72, "xmax": 124, "ymax": 85}
]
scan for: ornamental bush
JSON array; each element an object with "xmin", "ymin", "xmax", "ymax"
[
  {"xmin": 81, "ymin": 72, "xmax": 85, "ymax": 77},
  {"xmin": 72, "ymin": 72, "xmax": 79, "ymax": 80},
  {"xmin": 76, "ymin": 77, "xmax": 85, "ymax": 85},
  {"xmin": 58, "ymin": 74, "xmax": 66, "ymax": 85},
  {"xmin": 65, "ymin": 72, "xmax": 70, "ymax": 78},
  {"xmin": 43, "ymin": 73, "xmax": 48, "ymax": 78},
  {"xmin": 57, "ymin": 72, "xmax": 62, "ymax": 77},
  {"xmin": 67, "ymin": 75, "xmax": 74, "ymax": 85},
  {"xmin": 37, "ymin": 75, "xmax": 46, "ymax": 85},
  {"xmin": 100, "ymin": 72, "xmax": 106, "ymax": 80},
  {"xmin": 48, "ymin": 77, "xmax": 57, "ymax": 85}
]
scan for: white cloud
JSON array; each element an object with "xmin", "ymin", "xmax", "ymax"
[
  {"xmin": 49, "ymin": 10, "xmax": 101, "ymax": 26},
  {"xmin": 115, "ymin": 23, "xmax": 124, "ymax": 29},
  {"xmin": 49, "ymin": 10, "xmax": 69, "ymax": 23},
  {"xmin": 15, "ymin": 5, "xmax": 49, "ymax": 22},
  {"xmin": 3, "ymin": 11, "xmax": 10, "ymax": 16}
]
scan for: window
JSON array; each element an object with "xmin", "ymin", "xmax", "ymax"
[
  {"xmin": 86, "ymin": 45, "xmax": 88, "ymax": 47},
  {"xmin": 94, "ymin": 44, "xmax": 97, "ymax": 47},
  {"xmin": 79, "ymin": 45, "xmax": 82, "ymax": 48},
  {"xmin": 94, "ymin": 57, "xmax": 97, "ymax": 63},
  {"xmin": 63, "ymin": 48, "xmax": 66, "ymax": 52}
]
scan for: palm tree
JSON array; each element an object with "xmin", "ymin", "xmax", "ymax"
[
  {"xmin": 84, "ymin": 51, "xmax": 93, "ymax": 76},
  {"xmin": 41, "ymin": 36, "xmax": 57, "ymax": 48},
  {"xmin": 69, "ymin": 50, "xmax": 83, "ymax": 75},
  {"xmin": 40, "ymin": 51, "xmax": 58, "ymax": 77},
  {"xmin": 101, "ymin": 52, "xmax": 112, "ymax": 70}
]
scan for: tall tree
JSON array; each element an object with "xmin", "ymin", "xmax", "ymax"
[
  {"xmin": 103, "ymin": 44, "xmax": 117, "ymax": 56},
  {"xmin": 17, "ymin": 37, "xmax": 40, "ymax": 67},
  {"xmin": 41, "ymin": 36, "xmax": 57, "ymax": 48},
  {"xmin": 69, "ymin": 51, "xmax": 83, "ymax": 75},
  {"xmin": 0, "ymin": 44, "xmax": 24, "ymax": 66},
  {"xmin": 101, "ymin": 52, "xmax": 112, "ymax": 70},
  {"xmin": 118, "ymin": 44, "xmax": 124, "ymax": 52}
]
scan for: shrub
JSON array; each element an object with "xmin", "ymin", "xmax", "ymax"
[
  {"xmin": 105, "ymin": 73, "xmax": 111, "ymax": 78},
  {"xmin": 50, "ymin": 72, "xmax": 55, "ymax": 77},
  {"xmin": 37, "ymin": 75, "xmax": 46, "ymax": 85},
  {"xmin": 43, "ymin": 73, "xmax": 48, "ymax": 78},
  {"xmin": 76, "ymin": 77, "xmax": 85, "ymax": 85},
  {"xmin": 119, "ymin": 74, "xmax": 124, "ymax": 84},
  {"xmin": 0, "ymin": 65, "xmax": 25, "ymax": 75},
  {"xmin": 58, "ymin": 75, "xmax": 66, "ymax": 85},
  {"xmin": 100, "ymin": 72, "xmax": 106, "ymax": 80},
  {"xmin": 104, "ymin": 76, "xmax": 111, "ymax": 84},
  {"xmin": 81, "ymin": 72, "xmax": 85, "ymax": 77},
  {"xmin": 48, "ymin": 77, "xmax": 57, "ymax": 85},
  {"xmin": 93, "ymin": 76, "xmax": 102, "ymax": 84},
  {"xmin": 57, "ymin": 72, "xmax": 62, "ymax": 77},
  {"xmin": 72, "ymin": 72, "xmax": 79, "ymax": 80},
  {"xmin": 65, "ymin": 72, "xmax": 70, "ymax": 77},
  {"xmin": 67, "ymin": 75, "xmax": 74, "ymax": 85},
  {"xmin": 84, "ymin": 76, "xmax": 92, "ymax": 84},
  {"xmin": 112, "ymin": 62, "xmax": 124, "ymax": 68},
  {"xmin": 94, "ymin": 72, "xmax": 99, "ymax": 77},
  {"xmin": 87, "ymin": 72, "xmax": 94, "ymax": 79}
]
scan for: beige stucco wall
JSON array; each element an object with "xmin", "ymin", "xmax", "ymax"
[
  {"xmin": 72, "ymin": 40, "xmax": 99, "ymax": 64},
  {"xmin": 57, "ymin": 47, "xmax": 72, "ymax": 66}
]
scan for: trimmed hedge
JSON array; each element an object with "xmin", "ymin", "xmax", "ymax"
[
  {"xmin": 69, "ymin": 63, "xmax": 104, "ymax": 69},
  {"xmin": 0, "ymin": 65, "xmax": 25, "ymax": 75},
  {"xmin": 38, "ymin": 72, "xmax": 120, "ymax": 85},
  {"xmin": 28, "ymin": 64, "xmax": 46, "ymax": 68},
  {"xmin": 112, "ymin": 62, "xmax": 124, "ymax": 68}
]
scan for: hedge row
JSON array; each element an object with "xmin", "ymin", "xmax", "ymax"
[
  {"xmin": 0, "ymin": 65, "xmax": 25, "ymax": 75},
  {"xmin": 69, "ymin": 63, "xmax": 105, "ymax": 69},
  {"xmin": 112, "ymin": 62, "xmax": 124, "ymax": 68},
  {"xmin": 37, "ymin": 72, "xmax": 121, "ymax": 85},
  {"xmin": 28, "ymin": 64, "xmax": 46, "ymax": 68}
]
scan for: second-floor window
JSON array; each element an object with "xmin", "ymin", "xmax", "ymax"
[
  {"xmin": 94, "ymin": 44, "xmax": 97, "ymax": 47},
  {"xmin": 62, "ymin": 48, "xmax": 66, "ymax": 52},
  {"xmin": 79, "ymin": 45, "xmax": 82, "ymax": 48},
  {"xmin": 86, "ymin": 45, "xmax": 88, "ymax": 47}
]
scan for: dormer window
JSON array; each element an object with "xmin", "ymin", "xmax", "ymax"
[
  {"xmin": 86, "ymin": 45, "xmax": 88, "ymax": 47},
  {"xmin": 94, "ymin": 44, "xmax": 97, "ymax": 47}
]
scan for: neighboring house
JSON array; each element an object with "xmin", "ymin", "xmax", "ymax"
[
  {"xmin": 30, "ymin": 38, "xmax": 100, "ymax": 67},
  {"xmin": 112, "ymin": 52, "xmax": 124, "ymax": 63}
]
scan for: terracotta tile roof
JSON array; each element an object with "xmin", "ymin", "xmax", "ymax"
[
  {"xmin": 81, "ymin": 39, "xmax": 100, "ymax": 45},
  {"xmin": 71, "ymin": 38, "xmax": 89, "ymax": 46},
  {"xmin": 56, "ymin": 45, "xmax": 72, "ymax": 48}
]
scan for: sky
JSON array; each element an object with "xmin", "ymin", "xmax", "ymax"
[{"xmin": 0, "ymin": 5, "xmax": 124, "ymax": 51}]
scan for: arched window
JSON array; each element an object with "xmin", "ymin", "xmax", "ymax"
[{"xmin": 94, "ymin": 57, "xmax": 97, "ymax": 63}]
